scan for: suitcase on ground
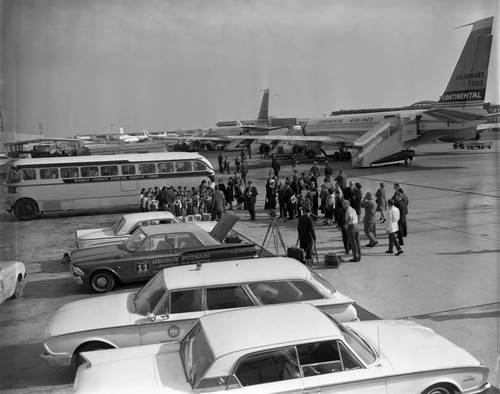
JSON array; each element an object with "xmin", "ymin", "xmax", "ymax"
[
  {"xmin": 287, "ymin": 247, "xmax": 305, "ymax": 263},
  {"xmin": 325, "ymin": 252, "xmax": 342, "ymax": 268}
]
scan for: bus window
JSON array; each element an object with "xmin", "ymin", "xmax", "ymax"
[
  {"xmin": 101, "ymin": 165, "xmax": 118, "ymax": 176},
  {"xmin": 61, "ymin": 167, "xmax": 79, "ymax": 178},
  {"xmin": 176, "ymin": 161, "xmax": 192, "ymax": 172},
  {"xmin": 193, "ymin": 161, "xmax": 207, "ymax": 171},
  {"xmin": 158, "ymin": 162, "xmax": 174, "ymax": 173},
  {"xmin": 121, "ymin": 164, "xmax": 136, "ymax": 175},
  {"xmin": 40, "ymin": 169, "xmax": 59, "ymax": 179},
  {"xmin": 81, "ymin": 166, "xmax": 99, "ymax": 177},
  {"xmin": 139, "ymin": 163, "xmax": 156, "ymax": 174},
  {"xmin": 21, "ymin": 169, "xmax": 36, "ymax": 180}
]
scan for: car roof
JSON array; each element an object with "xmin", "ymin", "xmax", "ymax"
[
  {"xmin": 201, "ymin": 303, "xmax": 342, "ymax": 358},
  {"xmin": 119, "ymin": 212, "xmax": 178, "ymax": 223},
  {"xmin": 138, "ymin": 223, "xmax": 220, "ymax": 243},
  {"xmin": 162, "ymin": 257, "xmax": 312, "ymax": 290}
]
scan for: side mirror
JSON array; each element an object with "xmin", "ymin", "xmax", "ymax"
[{"xmin": 146, "ymin": 312, "xmax": 157, "ymax": 322}]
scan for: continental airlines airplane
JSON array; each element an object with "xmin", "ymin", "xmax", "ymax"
[{"xmin": 248, "ymin": 17, "xmax": 495, "ymax": 166}]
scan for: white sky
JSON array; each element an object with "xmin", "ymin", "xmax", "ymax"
[{"xmin": 1, "ymin": 0, "xmax": 499, "ymax": 136}]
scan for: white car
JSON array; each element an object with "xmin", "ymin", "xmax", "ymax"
[
  {"xmin": 0, "ymin": 261, "xmax": 26, "ymax": 304},
  {"xmin": 42, "ymin": 257, "xmax": 357, "ymax": 368},
  {"xmin": 74, "ymin": 303, "xmax": 490, "ymax": 394},
  {"xmin": 75, "ymin": 212, "xmax": 182, "ymax": 249}
]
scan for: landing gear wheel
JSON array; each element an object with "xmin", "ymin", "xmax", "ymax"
[
  {"xmin": 332, "ymin": 151, "xmax": 340, "ymax": 161},
  {"xmin": 13, "ymin": 198, "xmax": 39, "ymax": 221},
  {"xmin": 90, "ymin": 271, "xmax": 116, "ymax": 293},
  {"xmin": 343, "ymin": 151, "xmax": 352, "ymax": 161},
  {"xmin": 404, "ymin": 157, "xmax": 412, "ymax": 166}
]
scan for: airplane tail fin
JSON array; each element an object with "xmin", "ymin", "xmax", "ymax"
[
  {"xmin": 434, "ymin": 17, "xmax": 493, "ymax": 111},
  {"xmin": 256, "ymin": 89, "xmax": 270, "ymax": 123},
  {"xmin": 236, "ymin": 120, "xmax": 244, "ymax": 127}
]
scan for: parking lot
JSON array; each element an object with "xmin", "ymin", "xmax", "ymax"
[{"xmin": 0, "ymin": 144, "xmax": 499, "ymax": 393}]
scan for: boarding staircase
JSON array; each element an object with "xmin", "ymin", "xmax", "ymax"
[
  {"xmin": 224, "ymin": 139, "xmax": 245, "ymax": 151},
  {"xmin": 350, "ymin": 115, "xmax": 419, "ymax": 167}
]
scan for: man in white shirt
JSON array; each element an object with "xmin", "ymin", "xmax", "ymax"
[
  {"xmin": 344, "ymin": 200, "xmax": 361, "ymax": 262},
  {"xmin": 386, "ymin": 199, "xmax": 403, "ymax": 255}
]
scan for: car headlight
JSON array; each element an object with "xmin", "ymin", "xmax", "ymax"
[{"xmin": 73, "ymin": 267, "xmax": 85, "ymax": 276}]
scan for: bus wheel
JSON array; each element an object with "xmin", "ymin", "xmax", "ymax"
[
  {"xmin": 90, "ymin": 271, "xmax": 116, "ymax": 293},
  {"xmin": 14, "ymin": 198, "xmax": 40, "ymax": 221}
]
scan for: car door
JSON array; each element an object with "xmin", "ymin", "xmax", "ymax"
[
  {"xmin": 227, "ymin": 347, "xmax": 304, "ymax": 394},
  {"xmin": 297, "ymin": 340, "xmax": 386, "ymax": 393},
  {"xmin": 139, "ymin": 288, "xmax": 204, "ymax": 345}
]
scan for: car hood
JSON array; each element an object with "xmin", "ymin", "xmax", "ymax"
[
  {"xmin": 76, "ymin": 228, "xmax": 114, "ymax": 240},
  {"xmin": 76, "ymin": 344, "xmax": 190, "ymax": 393},
  {"xmin": 46, "ymin": 292, "xmax": 136, "ymax": 337},
  {"xmin": 345, "ymin": 320, "xmax": 481, "ymax": 374},
  {"xmin": 70, "ymin": 243, "xmax": 124, "ymax": 262}
]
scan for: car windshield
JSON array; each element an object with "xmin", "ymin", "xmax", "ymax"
[
  {"xmin": 308, "ymin": 269, "xmax": 337, "ymax": 296},
  {"xmin": 134, "ymin": 272, "xmax": 167, "ymax": 315},
  {"xmin": 110, "ymin": 216, "xmax": 127, "ymax": 236},
  {"xmin": 124, "ymin": 228, "xmax": 147, "ymax": 251},
  {"xmin": 335, "ymin": 320, "xmax": 377, "ymax": 366},
  {"xmin": 180, "ymin": 323, "xmax": 215, "ymax": 388}
]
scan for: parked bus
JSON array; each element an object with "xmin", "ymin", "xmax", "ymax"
[{"xmin": 4, "ymin": 152, "xmax": 215, "ymax": 221}]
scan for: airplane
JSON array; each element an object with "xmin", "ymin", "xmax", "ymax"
[
  {"xmin": 245, "ymin": 17, "xmax": 495, "ymax": 166},
  {"xmin": 205, "ymin": 89, "xmax": 287, "ymax": 137},
  {"xmin": 118, "ymin": 127, "xmax": 149, "ymax": 143},
  {"xmin": 142, "ymin": 129, "xmax": 183, "ymax": 141}
]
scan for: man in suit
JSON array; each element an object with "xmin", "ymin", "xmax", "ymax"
[
  {"xmin": 211, "ymin": 185, "xmax": 226, "ymax": 221},
  {"xmin": 298, "ymin": 206, "xmax": 316, "ymax": 264},
  {"xmin": 361, "ymin": 191, "xmax": 378, "ymax": 247},
  {"xmin": 244, "ymin": 180, "xmax": 258, "ymax": 221}
]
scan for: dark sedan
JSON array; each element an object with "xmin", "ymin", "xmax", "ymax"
[{"xmin": 70, "ymin": 214, "xmax": 256, "ymax": 293}]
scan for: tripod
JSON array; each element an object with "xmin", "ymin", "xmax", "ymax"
[{"xmin": 259, "ymin": 213, "xmax": 287, "ymax": 257}]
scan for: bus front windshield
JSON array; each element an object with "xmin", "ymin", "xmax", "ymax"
[
  {"xmin": 125, "ymin": 228, "xmax": 147, "ymax": 251},
  {"xmin": 6, "ymin": 168, "xmax": 21, "ymax": 184}
]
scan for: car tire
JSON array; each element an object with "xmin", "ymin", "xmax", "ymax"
[
  {"xmin": 74, "ymin": 342, "xmax": 115, "ymax": 368},
  {"xmin": 13, "ymin": 198, "xmax": 40, "ymax": 221},
  {"xmin": 420, "ymin": 383, "xmax": 458, "ymax": 394},
  {"xmin": 10, "ymin": 276, "xmax": 22, "ymax": 299},
  {"xmin": 90, "ymin": 271, "xmax": 116, "ymax": 293},
  {"xmin": 404, "ymin": 157, "xmax": 412, "ymax": 166}
]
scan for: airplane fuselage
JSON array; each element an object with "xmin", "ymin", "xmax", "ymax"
[{"xmin": 304, "ymin": 109, "xmax": 488, "ymax": 146}]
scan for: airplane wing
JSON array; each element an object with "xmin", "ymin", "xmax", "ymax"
[
  {"xmin": 477, "ymin": 122, "xmax": 500, "ymax": 131},
  {"xmin": 225, "ymin": 134, "xmax": 352, "ymax": 144}
]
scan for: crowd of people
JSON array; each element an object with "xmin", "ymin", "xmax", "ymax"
[{"xmin": 139, "ymin": 152, "xmax": 410, "ymax": 265}]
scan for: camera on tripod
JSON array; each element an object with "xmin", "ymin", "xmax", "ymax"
[{"xmin": 267, "ymin": 208, "xmax": 277, "ymax": 218}]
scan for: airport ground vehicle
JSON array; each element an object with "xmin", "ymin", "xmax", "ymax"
[
  {"xmin": 70, "ymin": 217, "xmax": 256, "ymax": 293},
  {"xmin": 0, "ymin": 261, "xmax": 26, "ymax": 304},
  {"xmin": 42, "ymin": 257, "xmax": 357, "ymax": 368},
  {"xmin": 74, "ymin": 303, "xmax": 490, "ymax": 394},
  {"xmin": 370, "ymin": 149, "xmax": 415, "ymax": 167},
  {"xmin": 75, "ymin": 212, "xmax": 182, "ymax": 249},
  {"xmin": 453, "ymin": 141, "xmax": 493, "ymax": 149},
  {"xmin": 4, "ymin": 152, "xmax": 215, "ymax": 221}
]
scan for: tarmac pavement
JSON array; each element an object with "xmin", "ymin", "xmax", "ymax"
[{"xmin": 0, "ymin": 141, "xmax": 498, "ymax": 392}]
